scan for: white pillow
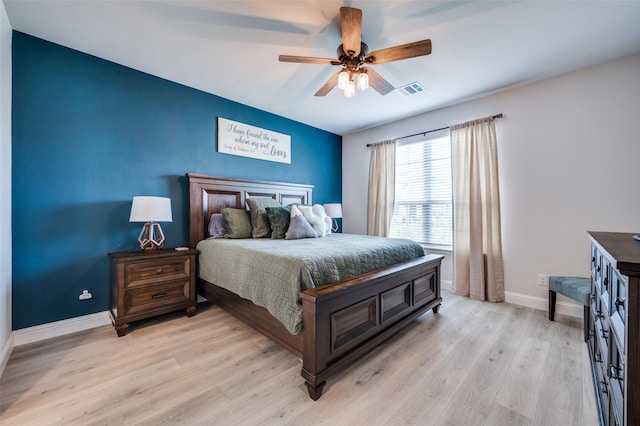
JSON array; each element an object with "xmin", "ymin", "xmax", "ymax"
[{"xmin": 300, "ymin": 204, "xmax": 331, "ymax": 237}]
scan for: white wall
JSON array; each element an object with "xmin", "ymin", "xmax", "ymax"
[
  {"xmin": 343, "ymin": 54, "xmax": 640, "ymax": 309},
  {"xmin": 0, "ymin": 0, "xmax": 12, "ymax": 375}
]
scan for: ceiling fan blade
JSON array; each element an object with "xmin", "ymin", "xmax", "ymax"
[
  {"xmin": 364, "ymin": 68, "xmax": 395, "ymax": 95},
  {"xmin": 279, "ymin": 55, "xmax": 340, "ymax": 65},
  {"xmin": 365, "ymin": 39, "xmax": 432, "ymax": 65},
  {"xmin": 315, "ymin": 72, "xmax": 340, "ymax": 96},
  {"xmin": 340, "ymin": 7, "xmax": 362, "ymax": 56}
]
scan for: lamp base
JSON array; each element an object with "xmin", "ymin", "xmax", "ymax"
[{"xmin": 138, "ymin": 222, "xmax": 166, "ymax": 251}]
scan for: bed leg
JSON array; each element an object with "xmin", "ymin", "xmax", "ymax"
[
  {"xmin": 305, "ymin": 380, "xmax": 326, "ymax": 401},
  {"xmin": 186, "ymin": 305, "xmax": 196, "ymax": 317},
  {"xmin": 433, "ymin": 303, "xmax": 441, "ymax": 314}
]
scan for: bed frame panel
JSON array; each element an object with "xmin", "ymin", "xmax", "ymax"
[{"xmin": 187, "ymin": 173, "xmax": 443, "ymax": 400}]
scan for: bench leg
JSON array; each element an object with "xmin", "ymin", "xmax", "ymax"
[{"xmin": 548, "ymin": 290, "xmax": 556, "ymax": 321}]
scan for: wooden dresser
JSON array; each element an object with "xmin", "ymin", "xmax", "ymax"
[
  {"xmin": 109, "ymin": 248, "xmax": 198, "ymax": 337},
  {"xmin": 587, "ymin": 232, "xmax": 640, "ymax": 425}
]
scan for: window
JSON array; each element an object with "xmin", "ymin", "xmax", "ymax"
[{"xmin": 389, "ymin": 131, "xmax": 452, "ymax": 250}]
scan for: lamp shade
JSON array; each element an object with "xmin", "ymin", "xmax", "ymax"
[
  {"xmin": 344, "ymin": 80, "xmax": 355, "ymax": 97},
  {"xmin": 338, "ymin": 70, "xmax": 349, "ymax": 90},
  {"xmin": 323, "ymin": 203, "xmax": 343, "ymax": 219},
  {"xmin": 129, "ymin": 196, "xmax": 173, "ymax": 222},
  {"xmin": 357, "ymin": 71, "xmax": 369, "ymax": 91}
]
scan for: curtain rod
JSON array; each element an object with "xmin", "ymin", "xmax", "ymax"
[{"xmin": 366, "ymin": 113, "xmax": 503, "ymax": 147}]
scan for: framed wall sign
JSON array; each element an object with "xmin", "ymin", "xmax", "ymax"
[{"xmin": 217, "ymin": 117, "xmax": 291, "ymax": 164}]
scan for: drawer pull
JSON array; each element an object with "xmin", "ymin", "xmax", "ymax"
[
  {"xmin": 596, "ymin": 310, "xmax": 604, "ymax": 320},
  {"xmin": 603, "ymin": 277, "xmax": 608, "ymax": 289},
  {"xmin": 597, "ymin": 265, "xmax": 601, "ymax": 273},
  {"xmin": 614, "ymin": 297, "xmax": 625, "ymax": 309},
  {"xmin": 592, "ymin": 256, "xmax": 595, "ymax": 264},
  {"xmin": 156, "ymin": 268, "xmax": 163, "ymax": 274},
  {"xmin": 600, "ymin": 329, "xmax": 608, "ymax": 340},
  {"xmin": 152, "ymin": 292, "xmax": 167, "ymax": 299},
  {"xmin": 594, "ymin": 353, "xmax": 603, "ymax": 363},
  {"xmin": 609, "ymin": 364, "xmax": 624, "ymax": 381}
]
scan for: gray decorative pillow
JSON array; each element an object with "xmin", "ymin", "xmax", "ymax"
[
  {"xmin": 247, "ymin": 197, "xmax": 282, "ymax": 238},
  {"xmin": 208, "ymin": 213, "xmax": 226, "ymax": 238},
  {"xmin": 221, "ymin": 208, "xmax": 252, "ymax": 239},
  {"xmin": 285, "ymin": 205, "xmax": 318, "ymax": 240},
  {"xmin": 266, "ymin": 206, "xmax": 291, "ymax": 239}
]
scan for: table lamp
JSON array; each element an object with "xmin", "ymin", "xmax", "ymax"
[
  {"xmin": 129, "ymin": 196, "xmax": 173, "ymax": 250},
  {"xmin": 323, "ymin": 203, "xmax": 343, "ymax": 233}
]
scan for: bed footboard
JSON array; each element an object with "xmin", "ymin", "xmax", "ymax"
[{"xmin": 300, "ymin": 254, "xmax": 443, "ymax": 400}]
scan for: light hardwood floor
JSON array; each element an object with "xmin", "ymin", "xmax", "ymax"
[{"xmin": 1, "ymin": 291, "xmax": 599, "ymax": 425}]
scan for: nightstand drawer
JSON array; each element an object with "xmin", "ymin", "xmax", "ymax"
[
  {"xmin": 124, "ymin": 257, "xmax": 191, "ymax": 288},
  {"xmin": 123, "ymin": 280, "xmax": 191, "ymax": 317}
]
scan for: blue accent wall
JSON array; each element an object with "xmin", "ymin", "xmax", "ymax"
[{"xmin": 11, "ymin": 32, "xmax": 342, "ymax": 330}]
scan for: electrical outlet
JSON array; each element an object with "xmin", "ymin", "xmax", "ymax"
[
  {"xmin": 79, "ymin": 288, "xmax": 93, "ymax": 300},
  {"xmin": 538, "ymin": 274, "xmax": 548, "ymax": 286}
]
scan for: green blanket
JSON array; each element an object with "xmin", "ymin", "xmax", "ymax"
[{"xmin": 196, "ymin": 233, "xmax": 425, "ymax": 334}]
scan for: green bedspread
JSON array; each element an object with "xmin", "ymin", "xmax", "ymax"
[{"xmin": 196, "ymin": 233, "xmax": 425, "ymax": 334}]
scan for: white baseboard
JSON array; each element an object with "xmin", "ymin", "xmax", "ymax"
[
  {"xmin": 11, "ymin": 300, "xmax": 211, "ymax": 349},
  {"xmin": 0, "ymin": 332, "xmax": 14, "ymax": 378},
  {"xmin": 442, "ymin": 282, "xmax": 582, "ymax": 319},
  {"xmin": 13, "ymin": 311, "xmax": 112, "ymax": 347},
  {"xmin": 505, "ymin": 290, "xmax": 583, "ymax": 318},
  {"xmin": 441, "ymin": 279, "xmax": 452, "ymax": 291}
]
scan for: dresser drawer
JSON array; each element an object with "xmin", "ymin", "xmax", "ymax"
[
  {"xmin": 591, "ymin": 245, "xmax": 601, "ymax": 291},
  {"xmin": 610, "ymin": 269, "xmax": 626, "ymax": 350},
  {"xmin": 124, "ymin": 257, "xmax": 191, "ymax": 288},
  {"xmin": 594, "ymin": 356, "xmax": 610, "ymax": 424},
  {"xmin": 601, "ymin": 261, "xmax": 612, "ymax": 315},
  {"xmin": 123, "ymin": 280, "xmax": 191, "ymax": 317},
  {"xmin": 591, "ymin": 282, "xmax": 601, "ymax": 323},
  {"xmin": 609, "ymin": 339, "xmax": 624, "ymax": 426},
  {"xmin": 595, "ymin": 315, "xmax": 610, "ymax": 369}
]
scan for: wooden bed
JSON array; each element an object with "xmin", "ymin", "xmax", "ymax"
[{"xmin": 187, "ymin": 173, "xmax": 443, "ymax": 400}]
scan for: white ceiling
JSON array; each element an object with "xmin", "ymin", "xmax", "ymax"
[{"xmin": 5, "ymin": 0, "xmax": 640, "ymax": 135}]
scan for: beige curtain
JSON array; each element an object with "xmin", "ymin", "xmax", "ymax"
[
  {"xmin": 367, "ymin": 140, "xmax": 396, "ymax": 236},
  {"xmin": 451, "ymin": 117, "xmax": 504, "ymax": 302}
]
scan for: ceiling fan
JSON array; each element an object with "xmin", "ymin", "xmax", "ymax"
[{"xmin": 279, "ymin": 7, "xmax": 432, "ymax": 97}]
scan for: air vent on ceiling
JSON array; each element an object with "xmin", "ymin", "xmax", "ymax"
[{"xmin": 396, "ymin": 82, "xmax": 425, "ymax": 97}]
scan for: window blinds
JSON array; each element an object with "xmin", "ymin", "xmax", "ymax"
[{"xmin": 390, "ymin": 134, "xmax": 452, "ymax": 248}]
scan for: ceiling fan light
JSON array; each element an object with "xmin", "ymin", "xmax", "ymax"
[
  {"xmin": 344, "ymin": 80, "xmax": 355, "ymax": 97},
  {"xmin": 357, "ymin": 72, "xmax": 369, "ymax": 91},
  {"xmin": 338, "ymin": 70, "xmax": 350, "ymax": 90}
]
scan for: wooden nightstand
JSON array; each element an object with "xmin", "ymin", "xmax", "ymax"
[{"xmin": 109, "ymin": 248, "xmax": 198, "ymax": 337}]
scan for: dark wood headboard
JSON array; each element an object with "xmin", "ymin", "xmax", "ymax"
[{"xmin": 186, "ymin": 173, "xmax": 314, "ymax": 247}]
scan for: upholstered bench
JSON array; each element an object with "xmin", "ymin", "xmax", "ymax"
[{"xmin": 548, "ymin": 276, "xmax": 591, "ymax": 341}]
